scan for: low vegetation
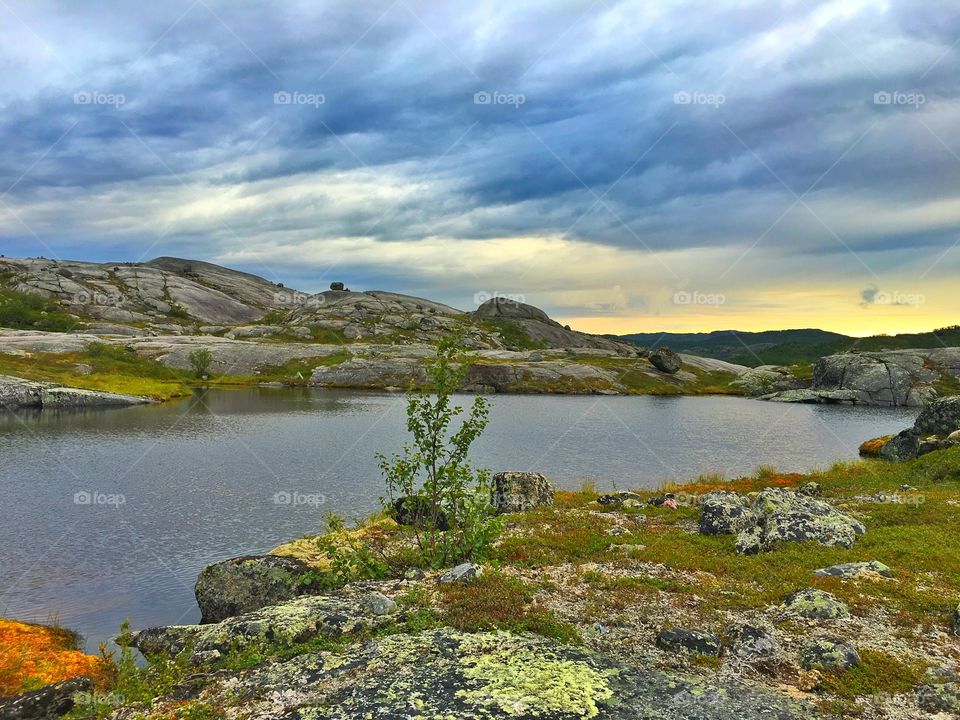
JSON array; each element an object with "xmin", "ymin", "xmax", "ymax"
[
  {"xmin": 0, "ymin": 619, "xmax": 109, "ymax": 697},
  {"xmin": 0, "ymin": 287, "xmax": 79, "ymax": 333}
]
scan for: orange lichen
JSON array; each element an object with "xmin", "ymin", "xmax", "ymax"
[
  {"xmin": 859, "ymin": 436, "xmax": 892, "ymax": 458},
  {"xmin": 0, "ymin": 619, "xmax": 109, "ymax": 697}
]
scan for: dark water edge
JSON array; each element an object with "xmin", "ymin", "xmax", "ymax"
[{"xmin": 0, "ymin": 387, "xmax": 917, "ymax": 650}]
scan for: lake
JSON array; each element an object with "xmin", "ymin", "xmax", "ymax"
[{"xmin": 0, "ymin": 388, "xmax": 917, "ymax": 650}]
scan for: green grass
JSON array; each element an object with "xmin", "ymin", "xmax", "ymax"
[{"xmin": 439, "ymin": 571, "xmax": 581, "ymax": 643}]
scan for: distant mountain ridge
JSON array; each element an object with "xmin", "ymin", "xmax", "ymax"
[{"xmin": 615, "ymin": 327, "xmax": 960, "ymax": 367}]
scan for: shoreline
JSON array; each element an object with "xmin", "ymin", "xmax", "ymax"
[{"xmin": 5, "ymin": 446, "xmax": 960, "ymax": 718}]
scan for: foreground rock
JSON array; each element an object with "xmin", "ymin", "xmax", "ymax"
[
  {"xmin": 916, "ymin": 682, "xmax": 960, "ymax": 714},
  {"xmin": 491, "ymin": 471, "xmax": 555, "ymax": 513},
  {"xmin": 155, "ymin": 628, "xmax": 814, "ymax": 720},
  {"xmin": 812, "ymin": 349, "xmax": 960, "ymax": 407},
  {"xmin": 194, "ymin": 555, "xmax": 324, "ymax": 623},
  {"xmin": 0, "ymin": 678, "xmax": 91, "ymax": 720},
  {"xmin": 0, "ymin": 374, "xmax": 150, "ymax": 410},
  {"xmin": 726, "ymin": 623, "xmax": 780, "ymax": 672},
  {"xmin": 800, "ymin": 638, "xmax": 859, "ymax": 671},
  {"xmin": 878, "ymin": 396, "xmax": 960, "ymax": 461},
  {"xmin": 783, "ymin": 589, "xmax": 850, "ymax": 619},
  {"xmin": 813, "ymin": 560, "xmax": 892, "ymax": 579},
  {"xmin": 698, "ymin": 487, "xmax": 866, "ymax": 554},
  {"xmin": 130, "ymin": 591, "xmax": 397, "ymax": 665},
  {"xmin": 438, "ymin": 562, "xmax": 483, "ymax": 584},
  {"xmin": 655, "ymin": 628, "xmax": 722, "ymax": 656}
]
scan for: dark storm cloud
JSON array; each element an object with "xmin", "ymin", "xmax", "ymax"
[{"xmin": 1, "ymin": 0, "xmax": 959, "ymax": 276}]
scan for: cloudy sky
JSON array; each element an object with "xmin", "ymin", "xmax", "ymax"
[{"xmin": 1, "ymin": 0, "xmax": 958, "ymax": 335}]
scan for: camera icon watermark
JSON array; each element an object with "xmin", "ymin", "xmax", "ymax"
[
  {"xmin": 273, "ymin": 490, "xmax": 327, "ymax": 507},
  {"xmin": 74, "ymin": 91, "xmax": 125, "ymax": 108},
  {"xmin": 274, "ymin": 90, "xmax": 326, "ymax": 108},
  {"xmin": 873, "ymin": 90, "xmax": 925, "ymax": 109},
  {"xmin": 474, "ymin": 290, "xmax": 527, "ymax": 306},
  {"xmin": 273, "ymin": 290, "xmax": 325, "ymax": 309},
  {"xmin": 673, "ymin": 90, "xmax": 725, "ymax": 108},
  {"xmin": 673, "ymin": 290, "xmax": 725, "ymax": 308},
  {"xmin": 74, "ymin": 491, "xmax": 126, "ymax": 507},
  {"xmin": 473, "ymin": 90, "xmax": 526, "ymax": 108},
  {"xmin": 73, "ymin": 290, "xmax": 124, "ymax": 306},
  {"xmin": 874, "ymin": 290, "xmax": 925, "ymax": 307}
]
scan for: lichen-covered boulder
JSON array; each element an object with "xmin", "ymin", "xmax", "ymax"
[
  {"xmin": 725, "ymin": 623, "xmax": 780, "ymax": 672},
  {"xmin": 194, "ymin": 554, "xmax": 323, "ymax": 623},
  {"xmin": 800, "ymin": 638, "xmax": 859, "ymax": 671},
  {"xmin": 953, "ymin": 603, "xmax": 960, "ymax": 635},
  {"xmin": 783, "ymin": 589, "xmax": 850, "ymax": 620},
  {"xmin": 731, "ymin": 366, "xmax": 806, "ymax": 397},
  {"xmin": 130, "ymin": 591, "xmax": 397, "ymax": 665},
  {"xmin": 813, "ymin": 561, "xmax": 892, "ymax": 579},
  {"xmin": 797, "ymin": 482, "xmax": 822, "ymax": 497},
  {"xmin": 734, "ymin": 488, "xmax": 865, "ymax": 555},
  {"xmin": 879, "ymin": 397, "xmax": 960, "ymax": 461},
  {"xmin": 916, "ymin": 682, "xmax": 960, "ymax": 714},
  {"xmin": 656, "ymin": 628, "xmax": 722, "ymax": 656},
  {"xmin": 0, "ymin": 677, "xmax": 91, "ymax": 720},
  {"xmin": 698, "ymin": 492, "xmax": 753, "ymax": 536},
  {"xmin": 439, "ymin": 562, "xmax": 483, "ymax": 584},
  {"xmin": 198, "ymin": 629, "xmax": 815, "ymax": 719},
  {"xmin": 649, "ymin": 346, "xmax": 682, "ymax": 374},
  {"xmin": 597, "ymin": 491, "xmax": 643, "ymax": 506},
  {"xmin": 491, "ymin": 471, "xmax": 555, "ymax": 514}
]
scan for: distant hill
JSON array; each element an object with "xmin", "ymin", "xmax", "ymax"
[{"xmin": 615, "ymin": 327, "xmax": 960, "ymax": 367}]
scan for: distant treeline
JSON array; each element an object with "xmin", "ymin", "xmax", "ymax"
[{"xmin": 613, "ymin": 326, "xmax": 960, "ymax": 367}]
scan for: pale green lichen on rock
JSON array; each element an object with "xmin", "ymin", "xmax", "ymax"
[{"xmin": 456, "ymin": 642, "xmax": 615, "ymax": 718}]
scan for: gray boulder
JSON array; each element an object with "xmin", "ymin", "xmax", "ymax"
[
  {"xmin": 649, "ymin": 347, "xmax": 682, "ymax": 374},
  {"xmin": 130, "ymin": 591, "xmax": 397, "ymax": 665},
  {"xmin": 813, "ymin": 561, "xmax": 892, "ymax": 579},
  {"xmin": 656, "ymin": 628, "xmax": 722, "ymax": 656},
  {"xmin": 733, "ymin": 488, "xmax": 865, "ymax": 555},
  {"xmin": 797, "ymin": 482, "xmax": 822, "ymax": 497},
  {"xmin": 800, "ymin": 638, "xmax": 859, "ymax": 671},
  {"xmin": 491, "ymin": 471, "xmax": 554, "ymax": 514},
  {"xmin": 726, "ymin": 623, "xmax": 779, "ymax": 672},
  {"xmin": 879, "ymin": 396, "xmax": 960, "ymax": 460},
  {"xmin": 195, "ymin": 554, "xmax": 323, "ymax": 623},
  {"xmin": 917, "ymin": 682, "xmax": 960, "ymax": 714},
  {"xmin": 783, "ymin": 589, "xmax": 850, "ymax": 619},
  {"xmin": 732, "ymin": 366, "xmax": 807, "ymax": 397},
  {"xmin": 597, "ymin": 491, "xmax": 644, "ymax": 506},
  {"xmin": 953, "ymin": 603, "xmax": 960, "ymax": 635},
  {"xmin": 0, "ymin": 678, "xmax": 91, "ymax": 720},
  {"xmin": 438, "ymin": 562, "xmax": 483, "ymax": 585},
  {"xmin": 699, "ymin": 492, "xmax": 753, "ymax": 536},
  {"xmin": 812, "ymin": 349, "xmax": 960, "ymax": 407}
]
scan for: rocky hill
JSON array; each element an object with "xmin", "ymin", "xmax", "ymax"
[{"xmin": 0, "ymin": 256, "xmax": 746, "ymax": 399}]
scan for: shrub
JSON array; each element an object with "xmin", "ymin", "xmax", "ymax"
[
  {"xmin": 377, "ymin": 332, "xmax": 500, "ymax": 567},
  {"xmin": 188, "ymin": 348, "xmax": 214, "ymax": 378}
]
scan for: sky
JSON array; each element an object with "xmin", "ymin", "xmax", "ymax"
[{"xmin": 0, "ymin": 0, "xmax": 958, "ymax": 336}]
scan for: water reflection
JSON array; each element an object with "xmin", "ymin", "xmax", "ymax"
[{"xmin": 0, "ymin": 388, "xmax": 917, "ymax": 650}]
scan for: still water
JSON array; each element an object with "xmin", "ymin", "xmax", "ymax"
[{"xmin": 0, "ymin": 388, "xmax": 916, "ymax": 649}]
